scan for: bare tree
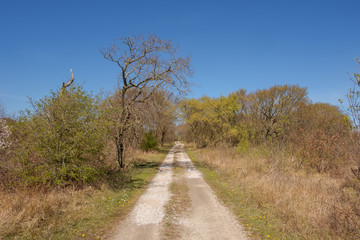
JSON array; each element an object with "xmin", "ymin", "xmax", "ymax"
[
  {"xmin": 342, "ymin": 59, "xmax": 360, "ymax": 177},
  {"xmin": 101, "ymin": 34, "xmax": 192, "ymax": 168},
  {"xmin": 344, "ymin": 60, "xmax": 360, "ymax": 128}
]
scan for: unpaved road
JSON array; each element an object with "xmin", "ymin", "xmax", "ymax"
[{"xmin": 109, "ymin": 143, "xmax": 248, "ymax": 240}]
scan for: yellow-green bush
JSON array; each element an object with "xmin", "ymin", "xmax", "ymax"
[{"xmin": 12, "ymin": 84, "xmax": 106, "ymax": 186}]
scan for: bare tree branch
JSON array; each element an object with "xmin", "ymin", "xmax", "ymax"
[
  {"xmin": 62, "ymin": 69, "xmax": 74, "ymax": 90},
  {"xmin": 102, "ymin": 34, "xmax": 192, "ymax": 168}
]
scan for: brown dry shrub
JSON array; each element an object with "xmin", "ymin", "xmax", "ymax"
[
  {"xmin": 0, "ymin": 186, "xmax": 88, "ymax": 238},
  {"xmin": 287, "ymin": 103, "xmax": 351, "ymax": 173}
]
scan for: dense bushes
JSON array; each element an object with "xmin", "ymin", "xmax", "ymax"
[
  {"xmin": 287, "ymin": 103, "xmax": 351, "ymax": 172},
  {"xmin": 2, "ymin": 84, "xmax": 178, "ymax": 186},
  {"xmin": 181, "ymin": 95, "xmax": 240, "ymax": 148},
  {"xmin": 183, "ymin": 83, "xmax": 359, "ymax": 239},
  {"xmin": 182, "ymin": 84, "xmax": 352, "ymax": 173},
  {"xmin": 12, "ymin": 85, "xmax": 106, "ymax": 186}
]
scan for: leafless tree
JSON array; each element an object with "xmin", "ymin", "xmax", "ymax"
[{"xmin": 101, "ymin": 34, "xmax": 192, "ymax": 168}]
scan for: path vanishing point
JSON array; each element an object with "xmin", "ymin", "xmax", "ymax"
[{"xmin": 109, "ymin": 142, "xmax": 249, "ymax": 240}]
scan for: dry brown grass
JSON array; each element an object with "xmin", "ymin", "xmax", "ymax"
[
  {"xmin": 0, "ymin": 147, "xmax": 169, "ymax": 240},
  {"xmin": 191, "ymin": 146, "xmax": 360, "ymax": 239},
  {"xmin": 0, "ymin": 186, "xmax": 95, "ymax": 239}
]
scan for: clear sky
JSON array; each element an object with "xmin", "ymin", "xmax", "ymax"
[{"xmin": 1, "ymin": 0, "xmax": 359, "ymax": 116}]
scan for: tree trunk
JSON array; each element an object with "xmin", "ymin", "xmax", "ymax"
[
  {"xmin": 160, "ymin": 130, "xmax": 166, "ymax": 146},
  {"xmin": 116, "ymin": 135, "xmax": 125, "ymax": 169},
  {"xmin": 115, "ymin": 89, "xmax": 127, "ymax": 169}
]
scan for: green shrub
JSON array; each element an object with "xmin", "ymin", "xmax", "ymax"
[
  {"xmin": 13, "ymin": 84, "xmax": 106, "ymax": 186},
  {"xmin": 140, "ymin": 131, "xmax": 158, "ymax": 152}
]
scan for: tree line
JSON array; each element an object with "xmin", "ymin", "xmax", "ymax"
[
  {"xmin": 0, "ymin": 34, "xmax": 191, "ymax": 187},
  {"xmin": 1, "ymin": 33, "xmax": 359, "ymax": 187},
  {"xmin": 181, "ymin": 83, "xmax": 359, "ymax": 174}
]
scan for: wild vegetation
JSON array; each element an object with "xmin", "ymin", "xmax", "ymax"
[
  {"xmin": 0, "ymin": 149, "xmax": 169, "ymax": 239},
  {"xmin": 0, "ymin": 34, "xmax": 189, "ymax": 239},
  {"xmin": 181, "ymin": 84, "xmax": 354, "ymax": 173},
  {"xmin": 181, "ymin": 77, "xmax": 360, "ymax": 238},
  {"xmin": 0, "ymin": 32, "xmax": 359, "ymax": 239},
  {"xmin": 100, "ymin": 34, "xmax": 191, "ymax": 168}
]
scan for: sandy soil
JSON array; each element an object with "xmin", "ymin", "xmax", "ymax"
[
  {"xmin": 109, "ymin": 145, "xmax": 176, "ymax": 240},
  {"xmin": 109, "ymin": 143, "xmax": 248, "ymax": 240}
]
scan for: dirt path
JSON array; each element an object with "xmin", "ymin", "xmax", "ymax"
[
  {"xmin": 109, "ymin": 145, "xmax": 176, "ymax": 240},
  {"xmin": 109, "ymin": 143, "xmax": 248, "ymax": 240}
]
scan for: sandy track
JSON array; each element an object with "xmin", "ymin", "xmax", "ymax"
[
  {"xmin": 176, "ymin": 145, "xmax": 248, "ymax": 240},
  {"xmin": 109, "ymin": 145, "xmax": 176, "ymax": 240},
  {"xmin": 109, "ymin": 143, "xmax": 248, "ymax": 240}
]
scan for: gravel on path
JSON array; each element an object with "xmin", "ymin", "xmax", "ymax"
[
  {"xmin": 109, "ymin": 143, "xmax": 248, "ymax": 240},
  {"xmin": 109, "ymin": 145, "xmax": 176, "ymax": 240},
  {"xmin": 175, "ymin": 144, "xmax": 249, "ymax": 240}
]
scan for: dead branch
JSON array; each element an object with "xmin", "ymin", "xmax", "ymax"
[{"xmin": 61, "ymin": 69, "xmax": 75, "ymax": 92}]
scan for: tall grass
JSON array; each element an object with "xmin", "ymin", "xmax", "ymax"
[
  {"xmin": 189, "ymin": 145, "xmax": 360, "ymax": 239},
  {"xmin": 0, "ymin": 147, "xmax": 169, "ymax": 239}
]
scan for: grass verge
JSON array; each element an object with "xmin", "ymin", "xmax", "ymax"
[
  {"xmin": 187, "ymin": 146, "xmax": 307, "ymax": 240},
  {"xmin": 0, "ymin": 146, "xmax": 171, "ymax": 240},
  {"xmin": 186, "ymin": 145, "xmax": 360, "ymax": 239}
]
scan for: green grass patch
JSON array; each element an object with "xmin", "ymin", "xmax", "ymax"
[{"xmin": 186, "ymin": 147, "xmax": 303, "ymax": 240}]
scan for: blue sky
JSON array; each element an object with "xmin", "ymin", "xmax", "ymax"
[{"xmin": 1, "ymin": 0, "xmax": 359, "ymax": 116}]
